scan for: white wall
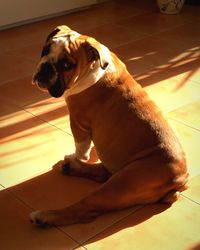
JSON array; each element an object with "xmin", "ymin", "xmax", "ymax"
[{"xmin": 0, "ymin": 0, "xmax": 96, "ymax": 29}]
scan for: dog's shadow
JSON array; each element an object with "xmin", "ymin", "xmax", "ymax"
[{"xmin": 8, "ymin": 160, "xmax": 171, "ymax": 247}]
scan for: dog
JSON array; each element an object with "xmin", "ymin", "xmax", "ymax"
[{"xmin": 30, "ymin": 25, "xmax": 188, "ymax": 227}]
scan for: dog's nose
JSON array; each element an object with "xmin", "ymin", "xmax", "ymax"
[{"xmin": 35, "ymin": 62, "xmax": 55, "ymax": 83}]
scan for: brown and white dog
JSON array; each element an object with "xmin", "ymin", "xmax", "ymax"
[{"xmin": 30, "ymin": 25, "xmax": 188, "ymax": 227}]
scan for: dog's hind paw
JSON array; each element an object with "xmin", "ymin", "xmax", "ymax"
[{"xmin": 30, "ymin": 210, "xmax": 58, "ymax": 228}]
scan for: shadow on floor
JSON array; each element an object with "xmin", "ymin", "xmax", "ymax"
[{"xmin": 4, "ymin": 162, "xmax": 171, "ymax": 246}]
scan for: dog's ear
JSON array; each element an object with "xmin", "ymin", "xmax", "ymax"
[
  {"xmin": 84, "ymin": 37, "xmax": 109, "ymax": 70},
  {"xmin": 46, "ymin": 27, "xmax": 61, "ymax": 42},
  {"xmin": 45, "ymin": 25, "xmax": 71, "ymax": 42}
]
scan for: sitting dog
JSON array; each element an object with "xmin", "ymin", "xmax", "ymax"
[{"xmin": 30, "ymin": 25, "xmax": 188, "ymax": 227}]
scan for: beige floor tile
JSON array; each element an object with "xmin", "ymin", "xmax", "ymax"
[
  {"xmin": 181, "ymin": 4, "xmax": 200, "ymax": 21},
  {"xmin": 87, "ymin": 23, "xmax": 147, "ymax": 49},
  {"xmin": 0, "ymin": 23, "xmax": 47, "ymax": 53},
  {"xmin": 153, "ymin": 22, "xmax": 200, "ymax": 85},
  {"xmin": 0, "ymin": 52, "xmax": 36, "ymax": 84},
  {"xmin": 155, "ymin": 21, "xmax": 200, "ymax": 47},
  {"xmin": 144, "ymin": 78, "xmax": 200, "ymax": 113},
  {"xmin": 23, "ymin": 95, "xmax": 70, "ymax": 134},
  {"xmin": 0, "ymin": 76, "xmax": 47, "ymax": 106},
  {"xmin": 135, "ymin": 65, "xmax": 181, "ymax": 87},
  {"xmin": 182, "ymin": 175, "xmax": 200, "ymax": 204},
  {"xmin": 89, "ymin": 1, "xmax": 147, "ymax": 23},
  {"xmin": 118, "ymin": 11, "xmax": 189, "ymax": 35},
  {"xmin": 165, "ymin": 45, "xmax": 198, "ymax": 84},
  {"xmin": 27, "ymin": 99, "xmax": 71, "ymax": 134},
  {"xmin": 60, "ymin": 206, "xmax": 141, "ymax": 245},
  {"xmin": 10, "ymin": 42, "xmax": 44, "ymax": 63},
  {"xmin": 23, "ymin": 0, "xmax": 146, "ymax": 39},
  {"xmin": 0, "ymin": 77, "xmax": 72, "ymax": 134},
  {"xmin": 0, "ymin": 189, "xmax": 78, "ymax": 250},
  {"xmin": 0, "ymin": 98, "xmax": 74, "ymax": 187},
  {"xmin": 84, "ymin": 198, "xmax": 200, "ymax": 250},
  {"xmin": 8, "ymin": 160, "xmax": 141, "ymax": 245},
  {"xmin": 119, "ymin": 0, "xmax": 157, "ymax": 12},
  {"xmin": 0, "ymin": 127, "xmax": 74, "ymax": 188},
  {"xmin": 114, "ymin": 34, "xmax": 199, "ymax": 77},
  {"xmin": 134, "ymin": 39, "xmax": 199, "ymax": 87},
  {"xmin": 167, "ymin": 100, "xmax": 200, "ymax": 131},
  {"xmin": 8, "ymin": 164, "xmax": 100, "ymax": 212},
  {"xmin": 167, "ymin": 119, "xmax": 200, "ymax": 178},
  {"xmin": 172, "ymin": 58, "xmax": 200, "ymax": 85},
  {"xmin": 74, "ymin": 247, "xmax": 87, "ymax": 250},
  {"xmin": 65, "ymin": 2, "xmax": 145, "ymax": 32}
]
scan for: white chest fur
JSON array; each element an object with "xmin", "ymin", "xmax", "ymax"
[{"xmin": 65, "ymin": 44, "xmax": 115, "ymax": 98}]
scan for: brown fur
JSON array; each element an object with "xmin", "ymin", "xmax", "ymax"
[{"xmin": 30, "ymin": 26, "xmax": 188, "ymax": 227}]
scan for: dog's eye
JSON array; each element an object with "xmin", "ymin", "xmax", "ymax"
[
  {"xmin": 63, "ymin": 62, "xmax": 71, "ymax": 70},
  {"xmin": 63, "ymin": 61, "xmax": 74, "ymax": 71},
  {"xmin": 57, "ymin": 58, "xmax": 75, "ymax": 71}
]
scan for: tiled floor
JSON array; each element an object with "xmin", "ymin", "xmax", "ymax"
[{"xmin": 0, "ymin": 0, "xmax": 200, "ymax": 249}]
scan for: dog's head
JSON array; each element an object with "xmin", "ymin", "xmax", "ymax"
[{"xmin": 32, "ymin": 25, "xmax": 109, "ymax": 97}]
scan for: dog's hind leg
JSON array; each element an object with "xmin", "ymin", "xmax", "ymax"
[
  {"xmin": 30, "ymin": 153, "xmax": 188, "ymax": 228},
  {"xmin": 30, "ymin": 154, "xmax": 182, "ymax": 227},
  {"xmin": 60, "ymin": 156, "xmax": 111, "ymax": 183}
]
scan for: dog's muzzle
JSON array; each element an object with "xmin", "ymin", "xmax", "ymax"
[
  {"xmin": 33, "ymin": 62, "xmax": 55, "ymax": 85},
  {"xmin": 47, "ymin": 77, "xmax": 66, "ymax": 97},
  {"xmin": 33, "ymin": 61, "xmax": 66, "ymax": 98}
]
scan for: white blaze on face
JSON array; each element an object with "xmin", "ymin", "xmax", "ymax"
[
  {"xmin": 34, "ymin": 28, "xmax": 116, "ymax": 97},
  {"xmin": 33, "ymin": 31, "xmax": 80, "ymax": 85},
  {"xmin": 51, "ymin": 31, "xmax": 81, "ymax": 60}
]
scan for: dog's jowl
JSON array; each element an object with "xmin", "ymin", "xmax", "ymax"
[{"xmin": 30, "ymin": 25, "xmax": 188, "ymax": 227}]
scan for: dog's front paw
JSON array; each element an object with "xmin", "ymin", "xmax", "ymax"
[
  {"xmin": 30, "ymin": 210, "xmax": 58, "ymax": 228},
  {"xmin": 59, "ymin": 154, "xmax": 74, "ymax": 174}
]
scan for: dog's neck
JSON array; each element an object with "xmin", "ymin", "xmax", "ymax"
[{"xmin": 64, "ymin": 45, "xmax": 115, "ymax": 98}]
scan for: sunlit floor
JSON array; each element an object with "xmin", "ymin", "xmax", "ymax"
[{"xmin": 0, "ymin": 0, "xmax": 200, "ymax": 249}]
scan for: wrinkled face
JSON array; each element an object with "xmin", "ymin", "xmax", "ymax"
[
  {"xmin": 32, "ymin": 25, "xmax": 109, "ymax": 98},
  {"xmin": 32, "ymin": 26, "xmax": 80, "ymax": 97}
]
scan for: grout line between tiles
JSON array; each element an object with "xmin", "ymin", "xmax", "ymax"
[
  {"xmin": 5, "ymin": 188, "xmax": 36, "ymax": 211},
  {"xmin": 22, "ymin": 107, "xmax": 73, "ymax": 136},
  {"xmin": 180, "ymin": 193, "xmax": 200, "ymax": 206},
  {"xmin": 1, "ymin": 187, "xmax": 83, "ymax": 246},
  {"xmin": 188, "ymin": 79, "xmax": 200, "ymax": 85},
  {"xmin": 151, "ymin": 20, "xmax": 195, "ymax": 41},
  {"xmin": 3, "ymin": 184, "xmax": 199, "ymax": 247},
  {"xmin": 115, "ymin": 19, "xmax": 193, "ymax": 50},
  {"xmin": 2, "ymin": 98, "xmax": 73, "ymax": 137},
  {"xmin": 80, "ymin": 194, "xmax": 200, "ymax": 247},
  {"xmin": 54, "ymin": 226, "xmax": 87, "ymax": 249},
  {"xmin": 168, "ymin": 117, "xmax": 200, "ymax": 132},
  {"xmin": 134, "ymin": 62, "xmax": 200, "ymax": 91},
  {"xmin": 72, "ymin": 245, "xmax": 88, "ymax": 250},
  {"xmin": 1, "ymin": 97, "xmax": 83, "ymax": 245},
  {"xmin": 0, "ymin": 184, "xmax": 5, "ymax": 189},
  {"xmin": 80, "ymin": 205, "xmax": 144, "ymax": 246},
  {"xmin": 0, "ymin": 74, "xmax": 33, "ymax": 87},
  {"xmin": 8, "ymin": 50, "xmax": 38, "ymax": 63}
]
